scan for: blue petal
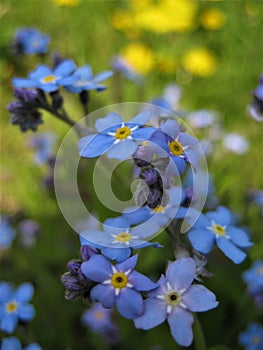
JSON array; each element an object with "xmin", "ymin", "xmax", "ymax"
[
  {"xmin": 75, "ymin": 65, "xmax": 93, "ymax": 79},
  {"xmin": 169, "ymin": 156, "xmax": 187, "ymax": 175},
  {"xmin": 188, "ymin": 228, "xmax": 215, "ymax": 254},
  {"xmin": 15, "ymin": 283, "xmax": 34, "ymax": 302},
  {"xmin": 36, "ymin": 82, "xmax": 58, "ymax": 93},
  {"xmin": 80, "ymin": 229, "xmax": 110, "ymax": 246},
  {"xmin": 90, "ymin": 284, "xmax": 115, "ymax": 308},
  {"xmin": 95, "ymin": 113, "xmax": 123, "ymax": 132},
  {"xmin": 0, "ymin": 282, "xmax": 13, "ymax": 303},
  {"xmin": 1, "ymin": 337, "xmax": 22, "ymax": 350},
  {"xmin": 182, "ymin": 285, "xmax": 218, "ymax": 312},
  {"xmin": 12, "ymin": 78, "xmax": 37, "ymax": 88},
  {"xmin": 216, "ymin": 236, "xmax": 246, "ymax": 264},
  {"xmin": 107, "ymin": 140, "xmax": 137, "ymax": 160},
  {"xmin": 227, "ymin": 227, "xmax": 252, "ymax": 248},
  {"xmin": 54, "ymin": 59, "xmax": 76, "ymax": 77},
  {"xmin": 160, "ymin": 119, "xmax": 180, "ymax": 139},
  {"xmin": 17, "ymin": 304, "xmax": 35, "ymax": 321},
  {"xmin": 116, "ymin": 288, "xmax": 143, "ymax": 319},
  {"xmin": 192, "ymin": 213, "xmax": 211, "ymax": 229},
  {"xmin": 132, "ymin": 126, "xmax": 156, "ymax": 141},
  {"xmin": 24, "ymin": 343, "xmax": 42, "ymax": 350},
  {"xmin": 81, "ymin": 254, "xmax": 112, "ymax": 282},
  {"xmin": 134, "ymin": 298, "xmax": 167, "ymax": 329},
  {"xmin": 130, "ymin": 219, "xmax": 161, "ymax": 239},
  {"xmin": 166, "ymin": 258, "xmax": 195, "ymax": 290},
  {"xmin": 101, "ymin": 247, "xmax": 131, "ymax": 262},
  {"xmin": 0, "ymin": 313, "xmax": 18, "ymax": 334},
  {"xmin": 79, "ymin": 133, "xmax": 113, "ymax": 158},
  {"xmin": 93, "ymin": 71, "xmax": 113, "ymax": 84},
  {"xmin": 116, "ymin": 254, "xmax": 138, "ymax": 272},
  {"xmin": 29, "ymin": 65, "xmax": 52, "ymax": 80},
  {"xmin": 103, "ymin": 217, "xmax": 130, "ymax": 234},
  {"xmin": 168, "ymin": 307, "xmax": 194, "ymax": 347},
  {"xmin": 129, "ymin": 109, "xmax": 152, "ymax": 125},
  {"xmin": 122, "ymin": 206, "xmax": 151, "ymax": 225},
  {"xmin": 178, "ymin": 133, "xmax": 198, "ymax": 147},
  {"xmin": 128, "ymin": 271, "xmax": 157, "ymax": 291},
  {"xmin": 206, "ymin": 206, "xmax": 232, "ymax": 226}
]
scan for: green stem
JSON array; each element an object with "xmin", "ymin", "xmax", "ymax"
[{"xmin": 193, "ymin": 313, "xmax": 207, "ymax": 350}]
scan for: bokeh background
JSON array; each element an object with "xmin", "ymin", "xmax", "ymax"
[{"xmin": 1, "ymin": 1, "xmax": 262, "ymax": 349}]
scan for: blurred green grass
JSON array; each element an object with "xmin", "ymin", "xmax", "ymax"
[{"xmin": 1, "ymin": 1, "xmax": 263, "ymax": 349}]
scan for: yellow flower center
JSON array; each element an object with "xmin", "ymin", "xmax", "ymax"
[
  {"xmin": 94, "ymin": 311, "xmax": 104, "ymax": 320},
  {"xmin": 115, "ymin": 126, "xmax": 131, "ymax": 140},
  {"xmin": 42, "ymin": 75, "xmax": 56, "ymax": 83},
  {"xmin": 252, "ymin": 335, "xmax": 261, "ymax": 344},
  {"xmin": 165, "ymin": 291, "xmax": 181, "ymax": 306},
  {"xmin": 115, "ymin": 232, "xmax": 131, "ymax": 242},
  {"xmin": 6, "ymin": 301, "xmax": 18, "ymax": 313},
  {"xmin": 169, "ymin": 140, "xmax": 184, "ymax": 156},
  {"xmin": 152, "ymin": 205, "xmax": 166, "ymax": 213},
  {"xmin": 212, "ymin": 224, "xmax": 225, "ymax": 236},
  {"xmin": 111, "ymin": 272, "xmax": 128, "ymax": 288}
]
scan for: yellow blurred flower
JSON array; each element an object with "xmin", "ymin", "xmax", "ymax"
[
  {"xmin": 120, "ymin": 43, "xmax": 154, "ymax": 74},
  {"xmin": 111, "ymin": 0, "xmax": 198, "ymax": 34},
  {"xmin": 201, "ymin": 8, "xmax": 225, "ymax": 30},
  {"xmin": 51, "ymin": 0, "xmax": 80, "ymax": 6},
  {"xmin": 182, "ymin": 48, "xmax": 217, "ymax": 77}
]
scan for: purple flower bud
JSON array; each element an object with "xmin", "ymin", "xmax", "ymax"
[
  {"xmin": 140, "ymin": 168, "xmax": 159, "ymax": 186},
  {"xmin": 133, "ymin": 145, "xmax": 153, "ymax": 167},
  {"xmin": 67, "ymin": 260, "xmax": 81, "ymax": 275},
  {"xmin": 80, "ymin": 245, "xmax": 98, "ymax": 261},
  {"xmin": 147, "ymin": 188, "xmax": 163, "ymax": 208}
]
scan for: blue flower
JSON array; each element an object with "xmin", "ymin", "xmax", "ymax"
[
  {"xmin": 238, "ymin": 323, "xmax": 263, "ymax": 350},
  {"xmin": 0, "ymin": 337, "xmax": 42, "ymax": 350},
  {"xmin": 150, "ymin": 119, "xmax": 199, "ymax": 175},
  {"xmin": 29, "ymin": 133, "xmax": 56, "ymax": 165},
  {"xmin": 12, "ymin": 28, "xmax": 50, "ymax": 55},
  {"xmin": 0, "ymin": 216, "xmax": 16, "ymax": 251},
  {"xmin": 123, "ymin": 187, "xmax": 189, "ymax": 230},
  {"xmin": 243, "ymin": 260, "xmax": 263, "ymax": 294},
  {"xmin": 80, "ymin": 216, "xmax": 161, "ymax": 263},
  {"xmin": 59, "ymin": 65, "xmax": 113, "ymax": 93},
  {"xmin": 79, "ymin": 110, "xmax": 155, "ymax": 160},
  {"xmin": 82, "ymin": 303, "xmax": 119, "ymax": 344},
  {"xmin": 81, "ymin": 254, "xmax": 157, "ymax": 319},
  {"xmin": 134, "ymin": 258, "xmax": 218, "ymax": 347},
  {"xmin": 0, "ymin": 282, "xmax": 35, "ymax": 334},
  {"xmin": 13, "ymin": 60, "xmax": 76, "ymax": 93},
  {"xmin": 187, "ymin": 206, "xmax": 252, "ymax": 264}
]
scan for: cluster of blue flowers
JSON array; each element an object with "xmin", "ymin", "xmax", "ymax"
[{"xmin": 5, "ymin": 27, "xmax": 262, "ymax": 349}]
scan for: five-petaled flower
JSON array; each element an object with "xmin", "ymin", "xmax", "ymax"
[
  {"xmin": 79, "ymin": 110, "xmax": 156, "ymax": 160},
  {"xmin": 238, "ymin": 323, "xmax": 263, "ymax": 350},
  {"xmin": 187, "ymin": 206, "xmax": 252, "ymax": 264},
  {"xmin": 0, "ymin": 336, "xmax": 42, "ymax": 350},
  {"xmin": 80, "ymin": 216, "xmax": 161, "ymax": 263},
  {"xmin": 59, "ymin": 65, "xmax": 113, "ymax": 93},
  {"xmin": 12, "ymin": 27, "xmax": 50, "ymax": 55},
  {"xmin": 150, "ymin": 119, "xmax": 199, "ymax": 175},
  {"xmin": 81, "ymin": 254, "xmax": 157, "ymax": 319},
  {"xmin": 134, "ymin": 258, "xmax": 218, "ymax": 347},
  {"xmin": 13, "ymin": 60, "xmax": 76, "ymax": 93},
  {"xmin": 0, "ymin": 282, "xmax": 35, "ymax": 334}
]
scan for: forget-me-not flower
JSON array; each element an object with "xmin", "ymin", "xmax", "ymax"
[
  {"xmin": 134, "ymin": 258, "xmax": 218, "ymax": 347},
  {"xmin": 13, "ymin": 60, "xmax": 76, "ymax": 93},
  {"xmin": 238, "ymin": 323, "xmax": 263, "ymax": 350},
  {"xmin": 81, "ymin": 254, "xmax": 157, "ymax": 319},
  {"xmin": 0, "ymin": 337, "xmax": 42, "ymax": 350},
  {"xmin": 79, "ymin": 110, "xmax": 155, "ymax": 160},
  {"xmin": 12, "ymin": 28, "xmax": 50, "ymax": 55},
  {"xmin": 150, "ymin": 119, "xmax": 199, "ymax": 175},
  {"xmin": 0, "ymin": 217, "xmax": 16, "ymax": 251},
  {"xmin": 80, "ymin": 216, "xmax": 161, "ymax": 263},
  {"xmin": 188, "ymin": 206, "xmax": 252, "ymax": 264},
  {"xmin": 59, "ymin": 65, "xmax": 113, "ymax": 93},
  {"xmin": 0, "ymin": 282, "xmax": 35, "ymax": 334},
  {"xmin": 242, "ymin": 260, "xmax": 263, "ymax": 295}
]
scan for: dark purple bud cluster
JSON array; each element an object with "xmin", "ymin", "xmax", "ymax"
[
  {"xmin": 139, "ymin": 167, "xmax": 163, "ymax": 209},
  {"xmin": 7, "ymin": 88, "xmax": 44, "ymax": 132},
  {"xmin": 61, "ymin": 245, "xmax": 98, "ymax": 303}
]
